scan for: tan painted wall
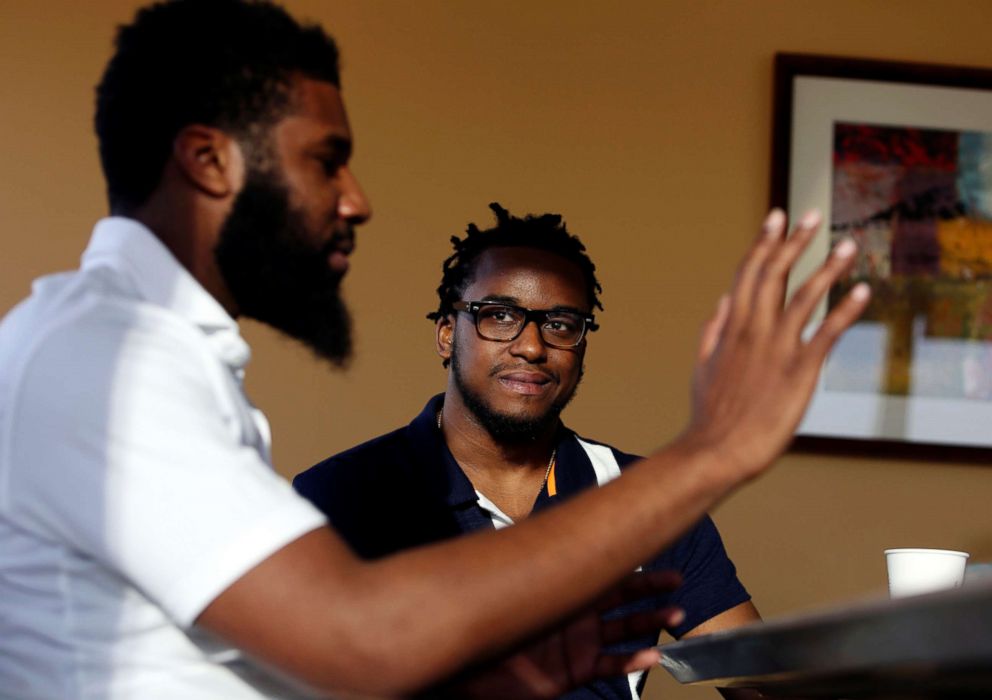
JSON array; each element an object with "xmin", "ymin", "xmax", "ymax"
[{"xmin": 4, "ymin": 2, "xmax": 992, "ymax": 698}]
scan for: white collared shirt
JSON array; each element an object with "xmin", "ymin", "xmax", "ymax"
[{"xmin": 0, "ymin": 218, "xmax": 327, "ymax": 699}]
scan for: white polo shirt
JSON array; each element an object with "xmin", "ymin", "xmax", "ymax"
[{"xmin": 0, "ymin": 218, "xmax": 328, "ymax": 699}]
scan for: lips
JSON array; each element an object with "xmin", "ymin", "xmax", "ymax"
[
  {"xmin": 496, "ymin": 369, "xmax": 557, "ymax": 396},
  {"xmin": 327, "ymin": 251, "xmax": 349, "ymax": 274},
  {"xmin": 332, "ymin": 233, "xmax": 355, "ymax": 257},
  {"xmin": 323, "ymin": 227, "xmax": 355, "ymax": 273}
]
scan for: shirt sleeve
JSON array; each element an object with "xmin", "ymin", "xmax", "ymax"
[
  {"xmin": 5, "ymin": 307, "xmax": 327, "ymax": 626},
  {"xmin": 649, "ymin": 514, "xmax": 751, "ymax": 638}
]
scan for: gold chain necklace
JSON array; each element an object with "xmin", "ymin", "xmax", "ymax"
[{"xmin": 436, "ymin": 409, "xmax": 557, "ymax": 495}]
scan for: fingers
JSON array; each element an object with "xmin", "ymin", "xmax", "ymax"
[
  {"xmin": 622, "ymin": 648, "xmax": 662, "ymax": 674},
  {"xmin": 600, "ymin": 605, "xmax": 685, "ymax": 646},
  {"xmin": 591, "ymin": 647, "xmax": 661, "ymax": 679},
  {"xmin": 726, "ymin": 209, "xmax": 864, "ymax": 354},
  {"xmin": 726, "ymin": 209, "xmax": 787, "ymax": 331},
  {"xmin": 750, "ymin": 210, "xmax": 822, "ymax": 334},
  {"xmin": 806, "ymin": 281, "xmax": 871, "ymax": 360},
  {"xmin": 726, "ymin": 209, "xmax": 826, "ymax": 344},
  {"xmin": 780, "ymin": 236, "xmax": 860, "ymax": 342},
  {"xmin": 594, "ymin": 570, "xmax": 682, "ymax": 612}
]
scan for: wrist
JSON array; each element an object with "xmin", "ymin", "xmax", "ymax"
[{"xmin": 663, "ymin": 427, "xmax": 762, "ymax": 494}]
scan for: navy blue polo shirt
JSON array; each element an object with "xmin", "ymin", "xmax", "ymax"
[{"xmin": 294, "ymin": 394, "xmax": 750, "ymax": 699}]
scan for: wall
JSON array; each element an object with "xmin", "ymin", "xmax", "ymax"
[{"xmin": 3, "ymin": 2, "xmax": 992, "ymax": 698}]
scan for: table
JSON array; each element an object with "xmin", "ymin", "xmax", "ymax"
[{"xmin": 658, "ymin": 579, "xmax": 992, "ymax": 698}]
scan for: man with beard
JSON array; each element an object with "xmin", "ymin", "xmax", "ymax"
[
  {"xmin": 294, "ymin": 204, "xmax": 761, "ymax": 699},
  {"xmin": 0, "ymin": 0, "xmax": 871, "ymax": 698}
]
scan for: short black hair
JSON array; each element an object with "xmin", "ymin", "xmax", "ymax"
[
  {"xmin": 95, "ymin": 0, "xmax": 340, "ymax": 213},
  {"xmin": 428, "ymin": 203, "xmax": 603, "ymax": 362}
]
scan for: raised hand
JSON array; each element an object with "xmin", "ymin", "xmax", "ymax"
[
  {"xmin": 682, "ymin": 208, "xmax": 870, "ymax": 483},
  {"xmin": 429, "ymin": 570, "xmax": 683, "ymax": 699}
]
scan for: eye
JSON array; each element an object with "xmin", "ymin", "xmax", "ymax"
[
  {"xmin": 317, "ymin": 156, "xmax": 342, "ymax": 176},
  {"xmin": 311, "ymin": 137, "xmax": 353, "ymax": 177},
  {"xmin": 479, "ymin": 305, "xmax": 521, "ymax": 326},
  {"xmin": 543, "ymin": 314, "xmax": 580, "ymax": 336}
]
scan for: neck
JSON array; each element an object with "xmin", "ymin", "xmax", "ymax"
[
  {"xmin": 439, "ymin": 391, "xmax": 558, "ymax": 475},
  {"xmin": 128, "ymin": 183, "xmax": 239, "ymax": 316},
  {"xmin": 439, "ymin": 390, "xmax": 560, "ymax": 522}
]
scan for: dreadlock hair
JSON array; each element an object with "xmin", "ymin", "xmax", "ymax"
[
  {"xmin": 95, "ymin": 0, "xmax": 340, "ymax": 213},
  {"xmin": 427, "ymin": 203, "xmax": 603, "ymax": 366}
]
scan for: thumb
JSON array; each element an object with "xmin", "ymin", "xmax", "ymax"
[{"xmin": 697, "ymin": 293, "xmax": 730, "ymax": 364}]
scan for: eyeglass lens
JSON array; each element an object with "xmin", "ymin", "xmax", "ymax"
[{"xmin": 475, "ymin": 304, "xmax": 584, "ymax": 346}]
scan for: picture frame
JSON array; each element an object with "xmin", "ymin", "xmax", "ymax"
[{"xmin": 771, "ymin": 53, "xmax": 992, "ymax": 459}]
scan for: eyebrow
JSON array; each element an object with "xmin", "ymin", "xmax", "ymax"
[
  {"xmin": 478, "ymin": 295, "xmax": 588, "ymax": 315},
  {"xmin": 479, "ymin": 294, "xmax": 519, "ymax": 305}
]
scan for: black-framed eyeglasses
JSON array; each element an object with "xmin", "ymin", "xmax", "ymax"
[{"xmin": 453, "ymin": 300, "xmax": 597, "ymax": 348}]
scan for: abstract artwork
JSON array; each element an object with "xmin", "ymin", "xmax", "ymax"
[
  {"xmin": 771, "ymin": 54, "xmax": 992, "ymax": 452},
  {"xmin": 825, "ymin": 123, "xmax": 992, "ymax": 401}
]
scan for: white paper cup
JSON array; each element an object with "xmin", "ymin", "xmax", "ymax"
[{"xmin": 885, "ymin": 548, "xmax": 969, "ymax": 598}]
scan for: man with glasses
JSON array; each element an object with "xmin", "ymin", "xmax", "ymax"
[{"xmin": 295, "ymin": 203, "xmax": 761, "ymax": 699}]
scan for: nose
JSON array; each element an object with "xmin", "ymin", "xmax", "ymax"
[
  {"xmin": 337, "ymin": 165, "xmax": 372, "ymax": 225},
  {"xmin": 508, "ymin": 319, "xmax": 547, "ymax": 362}
]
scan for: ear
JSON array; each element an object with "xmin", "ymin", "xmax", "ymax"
[
  {"xmin": 435, "ymin": 316, "xmax": 454, "ymax": 361},
  {"xmin": 171, "ymin": 125, "xmax": 244, "ymax": 199}
]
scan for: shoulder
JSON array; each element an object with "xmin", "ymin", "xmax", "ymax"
[
  {"xmin": 294, "ymin": 427, "xmax": 411, "ymax": 501},
  {"xmin": 293, "ymin": 423, "xmax": 455, "ymax": 559},
  {"xmin": 0, "ymin": 269, "xmax": 245, "ymax": 518},
  {"xmin": 2, "ymin": 271, "xmax": 222, "ymax": 418},
  {"xmin": 565, "ymin": 434, "xmax": 725, "ymax": 561},
  {"xmin": 4, "ymin": 266, "xmax": 213, "ymax": 364},
  {"xmin": 568, "ymin": 432, "xmax": 642, "ymax": 469}
]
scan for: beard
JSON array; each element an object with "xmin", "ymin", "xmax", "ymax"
[
  {"xmin": 450, "ymin": 340, "xmax": 581, "ymax": 442},
  {"xmin": 214, "ymin": 172, "xmax": 352, "ymax": 366}
]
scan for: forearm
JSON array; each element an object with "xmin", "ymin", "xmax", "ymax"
[
  {"xmin": 201, "ymin": 437, "xmax": 736, "ymax": 697},
  {"xmin": 337, "ymin": 438, "xmax": 739, "ymax": 691}
]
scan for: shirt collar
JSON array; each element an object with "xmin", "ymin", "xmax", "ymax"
[
  {"xmin": 81, "ymin": 217, "xmax": 250, "ymax": 369},
  {"xmin": 407, "ymin": 394, "xmax": 597, "ymax": 511}
]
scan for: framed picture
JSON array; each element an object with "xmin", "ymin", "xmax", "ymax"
[{"xmin": 772, "ymin": 53, "xmax": 992, "ymax": 457}]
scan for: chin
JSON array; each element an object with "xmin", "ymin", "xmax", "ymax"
[{"xmin": 494, "ymin": 396, "xmax": 551, "ymax": 416}]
